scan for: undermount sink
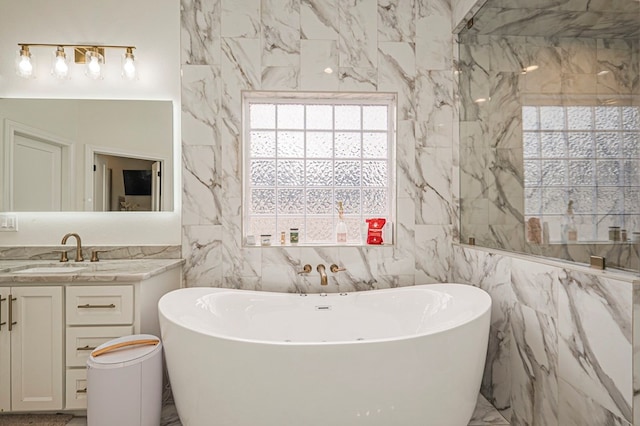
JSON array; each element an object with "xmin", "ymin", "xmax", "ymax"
[{"xmin": 14, "ymin": 266, "xmax": 88, "ymax": 274}]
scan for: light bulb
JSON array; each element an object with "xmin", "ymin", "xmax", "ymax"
[
  {"xmin": 88, "ymin": 57, "xmax": 100, "ymax": 74},
  {"xmin": 19, "ymin": 57, "xmax": 33, "ymax": 75},
  {"xmin": 122, "ymin": 47, "xmax": 137, "ymax": 80},
  {"xmin": 51, "ymin": 47, "xmax": 69, "ymax": 79},
  {"xmin": 15, "ymin": 46, "xmax": 34, "ymax": 78},
  {"xmin": 85, "ymin": 49, "xmax": 104, "ymax": 80}
]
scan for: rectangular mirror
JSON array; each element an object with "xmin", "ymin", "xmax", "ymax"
[{"xmin": 0, "ymin": 99, "xmax": 173, "ymax": 212}]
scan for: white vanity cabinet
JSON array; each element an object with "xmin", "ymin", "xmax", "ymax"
[
  {"xmin": 64, "ymin": 266, "xmax": 181, "ymax": 410},
  {"xmin": 0, "ymin": 260, "xmax": 182, "ymax": 413},
  {"xmin": 0, "ymin": 286, "xmax": 64, "ymax": 413}
]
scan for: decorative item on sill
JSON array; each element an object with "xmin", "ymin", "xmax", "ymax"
[
  {"xmin": 336, "ymin": 201, "xmax": 347, "ymax": 244},
  {"xmin": 365, "ymin": 218, "xmax": 386, "ymax": 245},
  {"xmin": 561, "ymin": 200, "xmax": 577, "ymax": 242},
  {"xmin": 289, "ymin": 228, "xmax": 299, "ymax": 244},
  {"xmin": 526, "ymin": 217, "xmax": 542, "ymax": 244},
  {"xmin": 608, "ymin": 226, "xmax": 621, "ymax": 242},
  {"xmin": 280, "ymin": 231, "xmax": 286, "ymax": 245},
  {"xmin": 260, "ymin": 234, "xmax": 272, "ymax": 246}
]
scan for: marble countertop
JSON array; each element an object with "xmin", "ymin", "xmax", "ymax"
[{"xmin": 0, "ymin": 258, "xmax": 184, "ymax": 283}]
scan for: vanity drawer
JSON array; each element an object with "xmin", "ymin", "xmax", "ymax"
[
  {"xmin": 65, "ymin": 368, "xmax": 87, "ymax": 410},
  {"xmin": 66, "ymin": 285, "xmax": 133, "ymax": 325},
  {"xmin": 66, "ymin": 325, "xmax": 134, "ymax": 367}
]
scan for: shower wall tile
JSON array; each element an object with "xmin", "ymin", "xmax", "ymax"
[
  {"xmin": 558, "ymin": 379, "xmax": 631, "ymax": 426},
  {"xmin": 377, "ymin": 0, "xmax": 415, "ymax": 42},
  {"xmin": 180, "ymin": 0, "xmax": 221, "ymax": 65},
  {"xmin": 300, "ymin": 39, "xmax": 338, "ymax": 91},
  {"xmin": 300, "ymin": 0, "xmax": 338, "ymax": 40},
  {"xmin": 182, "ymin": 225, "xmax": 223, "ymax": 287},
  {"xmin": 261, "ymin": 0, "xmax": 301, "ymax": 67},
  {"xmin": 414, "ymin": 225, "xmax": 454, "ymax": 283},
  {"xmin": 454, "ymin": 245, "xmax": 637, "ymax": 426},
  {"xmin": 221, "ymin": 0, "xmax": 260, "ymax": 38},
  {"xmin": 558, "ymin": 271, "xmax": 633, "ymax": 422},
  {"xmin": 415, "ymin": 0, "xmax": 452, "ymax": 71},
  {"xmin": 181, "ymin": 65, "xmax": 222, "ymax": 148},
  {"xmin": 378, "ymin": 41, "xmax": 416, "ymax": 121},
  {"xmin": 338, "ymin": 67, "xmax": 378, "ymax": 91},
  {"xmin": 182, "ymin": 145, "xmax": 222, "ymax": 225},
  {"xmin": 415, "ymin": 147, "xmax": 454, "ymax": 226},
  {"xmin": 181, "ymin": 0, "xmax": 456, "ymax": 293},
  {"xmin": 510, "ymin": 302, "xmax": 558, "ymax": 426},
  {"xmin": 261, "ymin": 66, "xmax": 300, "ymax": 90},
  {"xmin": 338, "ymin": 0, "xmax": 378, "ymax": 69}
]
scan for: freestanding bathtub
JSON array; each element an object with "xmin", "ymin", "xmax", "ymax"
[{"xmin": 158, "ymin": 283, "xmax": 491, "ymax": 426}]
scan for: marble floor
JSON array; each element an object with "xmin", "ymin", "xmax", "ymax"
[{"xmin": 64, "ymin": 392, "xmax": 509, "ymax": 426}]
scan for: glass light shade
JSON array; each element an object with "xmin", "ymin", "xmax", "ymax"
[
  {"xmin": 51, "ymin": 47, "xmax": 69, "ymax": 79},
  {"xmin": 121, "ymin": 48, "xmax": 137, "ymax": 80},
  {"xmin": 85, "ymin": 50, "xmax": 104, "ymax": 80},
  {"xmin": 15, "ymin": 47, "xmax": 34, "ymax": 78}
]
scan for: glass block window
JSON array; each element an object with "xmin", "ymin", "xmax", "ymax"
[
  {"xmin": 523, "ymin": 105, "xmax": 640, "ymax": 242},
  {"xmin": 243, "ymin": 93, "xmax": 396, "ymax": 245}
]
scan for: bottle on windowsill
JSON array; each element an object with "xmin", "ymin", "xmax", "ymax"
[
  {"xmin": 561, "ymin": 200, "xmax": 577, "ymax": 243},
  {"xmin": 336, "ymin": 201, "xmax": 347, "ymax": 244}
]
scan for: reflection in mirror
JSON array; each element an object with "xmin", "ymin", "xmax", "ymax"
[
  {"xmin": 0, "ymin": 99, "xmax": 173, "ymax": 212},
  {"xmin": 457, "ymin": 0, "xmax": 639, "ymax": 271}
]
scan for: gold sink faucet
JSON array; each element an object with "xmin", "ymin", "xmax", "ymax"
[
  {"xmin": 61, "ymin": 233, "xmax": 84, "ymax": 262},
  {"xmin": 317, "ymin": 264, "xmax": 328, "ymax": 286}
]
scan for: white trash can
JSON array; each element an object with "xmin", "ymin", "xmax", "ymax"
[{"xmin": 87, "ymin": 334, "xmax": 163, "ymax": 426}]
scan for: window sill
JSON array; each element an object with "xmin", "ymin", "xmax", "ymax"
[{"xmin": 243, "ymin": 242, "xmax": 394, "ymax": 248}]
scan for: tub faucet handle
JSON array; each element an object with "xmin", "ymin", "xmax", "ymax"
[
  {"xmin": 298, "ymin": 264, "xmax": 312, "ymax": 274},
  {"xmin": 330, "ymin": 264, "xmax": 346, "ymax": 273}
]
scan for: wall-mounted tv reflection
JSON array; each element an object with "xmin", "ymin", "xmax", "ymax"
[{"xmin": 123, "ymin": 170, "xmax": 152, "ymax": 196}]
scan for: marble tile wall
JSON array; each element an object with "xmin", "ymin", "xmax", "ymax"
[
  {"xmin": 180, "ymin": 0, "xmax": 456, "ymax": 290},
  {"xmin": 458, "ymin": 32, "xmax": 640, "ymax": 271},
  {"xmin": 453, "ymin": 244, "xmax": 638, "ymax": 426}
]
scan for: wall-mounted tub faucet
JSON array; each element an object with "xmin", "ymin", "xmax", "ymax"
[
  {"xmin": 61, "ymin": 233, "xmax": 84, "ymax": 262},
  {"xmin": 317, "ymin": 264, "xmax": 328, "ymax": 286}
]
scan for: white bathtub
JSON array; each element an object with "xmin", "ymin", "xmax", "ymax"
[{"xmin": 158, "ymin": 283, "xmax": 491, "ymax": 426}]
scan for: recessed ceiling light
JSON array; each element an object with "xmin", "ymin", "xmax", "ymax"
[{"xmin": 324, "ymin": 67, "xmax": 333, "ymax": 74}]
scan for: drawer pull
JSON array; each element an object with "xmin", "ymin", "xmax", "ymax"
[
  {"xmin": 77, "ymin": 388, "xmax": 87, "ymax": 394},
  {"xmin": 77, "ymin": 345, "xmax": 97, "ymax": 351},
  {"xmin": 77, "ymin": 303, "xmax": 116, "ymax": 309},
  {"xmin": 92, "ymin": 338, "xmax": 160, "ymax": 357}
]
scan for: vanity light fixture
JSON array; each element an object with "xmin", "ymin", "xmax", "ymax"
[{"xmin": 16, "ymin": 43, "xmax": 137, "ymax": 81}]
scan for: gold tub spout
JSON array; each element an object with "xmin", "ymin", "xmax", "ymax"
[
  {"xmin": 317, "ymin": 264, "xmax": 328, "ymax": 286},
  {"xmin": 61, "ymin": 233, "xmax": 84, "ymax": 262}
]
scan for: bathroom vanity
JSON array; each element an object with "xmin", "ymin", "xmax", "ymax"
[{"xmin": 0, "ymin": 259, "xmax": 183, "ymax": 413}]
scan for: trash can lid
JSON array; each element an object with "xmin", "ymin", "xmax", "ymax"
[{"xmin": 89, "ymin": 334, "xmax": 162, "ymax": 365}]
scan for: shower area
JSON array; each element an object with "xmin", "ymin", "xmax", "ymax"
[{"xmin": 457, "ymin": 0, "xmax": 640, "ymax": 271}]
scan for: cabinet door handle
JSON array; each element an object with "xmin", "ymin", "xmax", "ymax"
[
  {"xmin": 8, "ymin": 295, "xmax": 16, "ymax": 331},
  {"xmin": 76, "ymin": 388, "xmax": 87, "ymax": 394},
  {"xmin": 77, "ymin": 303, "xmax": 116, "ymax": 309},
  {"xmin": 77, "ymin": 345, "xmax": 97, "ymax": 351},
  {"xmin": 0, "ymin": 294, "xmax": 6, "ymax": 330}
]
